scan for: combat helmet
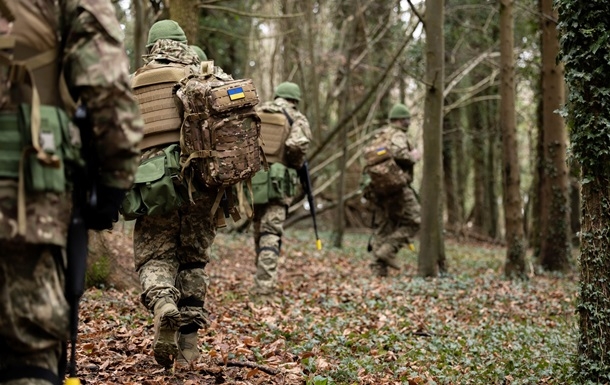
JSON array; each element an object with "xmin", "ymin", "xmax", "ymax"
[
  {"xmin": 274, "ymin": 82, "xmax": 301, "ymax": 102},
  {"xmin": 388, "ymin": 103, "xmax": 411, "ymax": 120},
  {"xmin": 190, "ymin": 45, "xmax": 208, "ymax": 61},
  {"xmin": 147, "ymin": 20, "xmax": 187, "ymax": 48}
]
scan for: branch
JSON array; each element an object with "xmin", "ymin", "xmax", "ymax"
[
  {"xmin": 444, "ymin": 51, "xmax": 500, "ymax": 97},
  {"xmin": 199, "ymin": 4, "xmax": 304, "ymax": 19},
  {"xmin": 406, "ymin": 0, "xmax": 425, "ymax": 30},
  {"xmin": 308, "ymin": 19, "xmax": 422, "ymax": 163}
]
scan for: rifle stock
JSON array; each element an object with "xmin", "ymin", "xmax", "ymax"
[{"xmin": 297, "ymin": 160, "xmax": 322, "ymax": 250}]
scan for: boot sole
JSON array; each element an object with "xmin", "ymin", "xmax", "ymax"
[{"xmin": 153, "ymin": 311, "xmax": 180, "ymax": 368}]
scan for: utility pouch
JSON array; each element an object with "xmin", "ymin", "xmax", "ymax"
[
  {"xmin": 19, "ymin": 103, "xmax": 78, "ymax": 193},
  {"xmin": 0, "ymin": 110, "xmax": 22, "ymax": 179},
  {"xmin": 121, "ymin": 144, "xmax": 187, "ymax": 220},
  {"xmin": 251, "ymin": 162, "xmax": 297, "ymax": 205}
]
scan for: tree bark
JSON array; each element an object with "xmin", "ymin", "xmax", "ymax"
[
  {"xmin": 499, "ymin": 0, "xmax": 526, "ymax": 278},
  {"xmin": 538, "ymin": 0, "xmax": 570, "ymax": 272},
  {"xmin": 418, "ymin": 0, "xmax": 445, "ymax": 277},
  {"xmin": 169, "ymin": 0, "xmax": 199, "ymax": 45}
]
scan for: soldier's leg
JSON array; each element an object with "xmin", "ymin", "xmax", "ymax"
[
  {"xmin": 174, "ymin": 196, "xmax": 216, "ymax": 365},
  {"xmin": 251, "ymin": 203, "xmax": 286, "ymax": 296},
  {"xmin": 134, "ymin": 214, "xmax": 181, "ymax": 368},
  {"xmin": 0, "ymin": 243, "xmax": 69, "ymax": 385},
  {"xmin": 370, "ymin": 214, "xmax": 401, "ymax": 276}
]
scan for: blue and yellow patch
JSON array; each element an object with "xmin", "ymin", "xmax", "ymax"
[{"xmin": 227, "ymin": 87, "xmax": 245, "ymax": 100}]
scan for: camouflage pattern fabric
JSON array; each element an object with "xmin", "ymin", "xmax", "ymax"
[
  {"xmin": 143, "ymin": 39, "xmax": 200, "ymax": 69},
  {"xmin": 133, "ymin": 38, "xmax": 217, "ymax": 333},
  {"xmin": 251, "ymin": 203, "xmax": 287, "ymax": 295},
  {"xmin": 0, "ymin": 0, "xmax": 142, "ymax": 382},
  {"xmin": 257, "ymin": 98, "xmax": 312, "ymax": 169},
  {"xmin": 0, "ymin": 242, "xmax": 69, "ymax": 383},
  {"xmin": 366, "ymin": 122, "xmax": 420, "ymax": 276},
  {"xmin": 134, "ymin": 194, "xmax": 217, "ymax": 331}
]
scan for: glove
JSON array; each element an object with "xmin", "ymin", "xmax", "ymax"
[{"xmin": 84, "ymin": 184, "xmax": 127, "ymax": 231}]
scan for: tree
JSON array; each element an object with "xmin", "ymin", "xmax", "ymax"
[
  {"xmin": 170, "ymin": 0, "xmax": 199, "ymax": 44},
  {"xmin": 558, "ymin": 1, "xmax": 610, "ymax": 381},
  {"xmin": 499, "ymin": 0, "xmax": 526, "ymax": 278},
  {"xmin": 418, "ymin": 0, "xmax": 445, "ymax": 277},
  {"xmin": 537, "ymin": 0, "xmax": 570, "ymax": 272}
]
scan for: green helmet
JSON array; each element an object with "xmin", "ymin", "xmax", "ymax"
[
  {"xmin": 388, "ymin": 103, "xmax": 411, "ymax": 120},
  {"xmin": 147, "ymin": 20, "xmax": 187, "ymax": 48},
  {"xmin": 190, "ymin": 45, "xmax": 208, "ymax": 61},
  {"xmin": 274, "ymin": 82, "xmax": 301, "ymax": 102}
]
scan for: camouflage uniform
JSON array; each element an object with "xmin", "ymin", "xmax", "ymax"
[
  {"xmin": 367, "ymin": 121, "xmax": 421, "ymax": 276},
  {"xmin": 251, "ymin": 97, "xmax": 311, "ymax": 297},
  {"xmin": 0, "ymin": 0, "xmax": 142, "ymax": 383},
  {"xmin": 132, "ymin": 38, "xmax": 218, "ymax": 366}
]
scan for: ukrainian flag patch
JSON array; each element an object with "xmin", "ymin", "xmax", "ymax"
[
  {"xmin": 227, "ymin": 87, "xmax": 245, "ymax": 100},
  {"xmin": 376, "ymin": 147, "xmax": 387, "ymax": 156}
]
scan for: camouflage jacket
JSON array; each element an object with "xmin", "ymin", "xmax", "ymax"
[
  {"xmin": 258, "ymin": 97, "xmax": 312, "ymax": 169},
  {"xmin": 0, "ymin": 0, "xmax": 143, "ymax": 245},
  {"xmin": 142, "ymin": 39, "xmax": 200, "ymax": 70}
]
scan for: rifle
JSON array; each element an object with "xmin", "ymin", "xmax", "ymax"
[
  {"xmin": 297, "ymin": 160, "xmax": 322, "ymax": 250},
  {"xmin": 64, "ymin": 105, "xmax": 95, "ymax": 385}
]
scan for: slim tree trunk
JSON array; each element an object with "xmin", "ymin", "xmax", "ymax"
[
  {"xmin": 499, "ymin": 0, "xmax": 526, "ymax": 278},
  {"xmin": 538, "ymin": 0, "xmax": 570, "ymax": 271},
  {"xmin": 418, "ymin": 0, "xmax": 445, "ymax": 277}
]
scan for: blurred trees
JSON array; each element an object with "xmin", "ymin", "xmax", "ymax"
[{"xmin": 118, "ymin": 0, "xmax": 576, "ymax": 276}]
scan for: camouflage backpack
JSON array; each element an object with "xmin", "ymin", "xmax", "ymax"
[
  {"xmin": 174, "ymin": 61, "xmax": 263, "ymax": 218},
  {"xmin": 362, "ymin": 128, "xmax": 408, "ymax": 195}
]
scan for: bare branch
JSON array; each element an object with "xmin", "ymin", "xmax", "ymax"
[
  {"xmin": 406, "ymin": 0, "xmax": 426, "ymax": 29},
  {"xmin": 199, "ymin": 4, "xmax": 304, "ymax": 19}
]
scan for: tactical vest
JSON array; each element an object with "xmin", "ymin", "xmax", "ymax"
[
  {"xmin": 257, "ymin": 109, "xmax": 291, "ymax": 165},
  {"xmin": 0, "ymin": 0, "xmax": 81, "ymax": 236},
  {"xmin": 131, "ymin": 63, "xmax": 192, "ymax": 150},
  {"xmin": 363, "ymin": 127, "xmax": 408, "ymax": 195}
]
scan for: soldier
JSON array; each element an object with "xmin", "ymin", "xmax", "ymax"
[
  {"xmin": 365, "ymin": 103, "xmax": 421, "ymax": 277},
  {"xmin": 131, "ymin": 20, "xmax": 216, "ymax": 368},
  {"xmin": 250, "ymin": 82, "xmax": 312, "ymax": 303},
  {"xmin": 0, "ymin": 0, "xmax": 143, "ymax": 384}
]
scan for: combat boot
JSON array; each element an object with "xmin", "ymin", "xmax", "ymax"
[
  {"xmin": 370, "ymin": 261, "xmax": 389, "ymax": 277},
  {"xmin": 176, "ymin": 332, "xmax": 201, "ymax": 366},
  {"xmin": 152, "ymin": 298, "xmax": 180, "ymax": 368}
]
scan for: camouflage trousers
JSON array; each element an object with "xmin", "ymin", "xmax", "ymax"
[
  {"xmin": 0, "ymin": 241, "xmax": 69, "ymax": 385},
  {"xmin": 370, "ymin": 185, "xmax": 421, "ymax": 275},
  {"xmin": 250, "ymin": 202, "xmax": 287, "ymax": 295},
  {"xmin": 134, "ymin": 195, "xmax": 216, "ymax": 334}
]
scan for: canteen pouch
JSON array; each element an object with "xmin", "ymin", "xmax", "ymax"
[
  {"xmin": 251, "ymin": 162, "xmax": 297, "ymax": 205},
  {"xmin": 121, "ymin": 144, "xmax": 186, "ymax": 220},
  {"xmin": 18, "ymin": 103, "xmax": 80, "ymax": 193}
]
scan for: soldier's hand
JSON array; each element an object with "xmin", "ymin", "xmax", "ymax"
[{"xmin": 84, "ymin": 185, "xmax": 127, "ymax": 231}]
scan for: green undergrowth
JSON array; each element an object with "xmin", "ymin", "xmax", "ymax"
[{"xmin": 217, "ymin": 230, "xmax": 579, "ymax": 384}]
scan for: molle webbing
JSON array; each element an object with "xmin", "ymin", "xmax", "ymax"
[
  {"xmin": 258, "ymin": 111, "xmax": 289, "ymax": 164},
  {"xmin": 132, "ymin": 65, "xmax": 189, "ymax": 150}
]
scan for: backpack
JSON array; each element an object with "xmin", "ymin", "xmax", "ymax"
[
  {"xmin": 362, "ymin": 128, "xmax": 408, "ymax": 195},
  {"xmin": 173, "ymin": 62, "xmax": 263, "ymax": 221},
  {"xmin": 257, "ymin": 108, "xmax": 291, "ymax": 165}
]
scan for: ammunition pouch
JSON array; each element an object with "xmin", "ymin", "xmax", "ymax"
[
  {"xmin": 251, "ymin": 162, "xmax": 297, "ymax": 205},
  {"xmin": 120, "ymin": 144, "xmax": 189, "ymax": 220},
  {"xmin": 0, "ymin": 103, "xmax": 82, "ymax": 192}
]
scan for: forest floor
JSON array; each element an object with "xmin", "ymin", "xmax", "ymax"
[{"xmin": 76, "ymin": 227, "xmax": 579, "ymax": 385}]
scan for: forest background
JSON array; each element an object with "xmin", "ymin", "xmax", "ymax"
[{"xmin": 78, "ymin": 0, "xmax": 610, "ymax": 384}]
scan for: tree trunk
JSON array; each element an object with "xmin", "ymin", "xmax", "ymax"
[
  {"xmin": 499, "ymin": 0, "xmax": 526, "ymax": 278},
  {"xmin": 558, "ymin": 1, "xmax": 610, "ymax": 380},
  {"xmin": 538, "ymin": 0, "xmax": 570, "ymax": 272},
  {"xmin": 169, "ymin": 0, "xmax": 199, "ymax": 45},
  {"xmin": 418, "ymin": 0, "xmax": 445, "ymax": 277}
]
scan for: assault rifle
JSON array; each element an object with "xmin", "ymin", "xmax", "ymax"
[
  {"xmin": 64, "ymin": 105, "xmax": 95, "ymax": 385},
  {"xmin": 297, "ymin": 160, "xmax": 322, "ymax": 250}
]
